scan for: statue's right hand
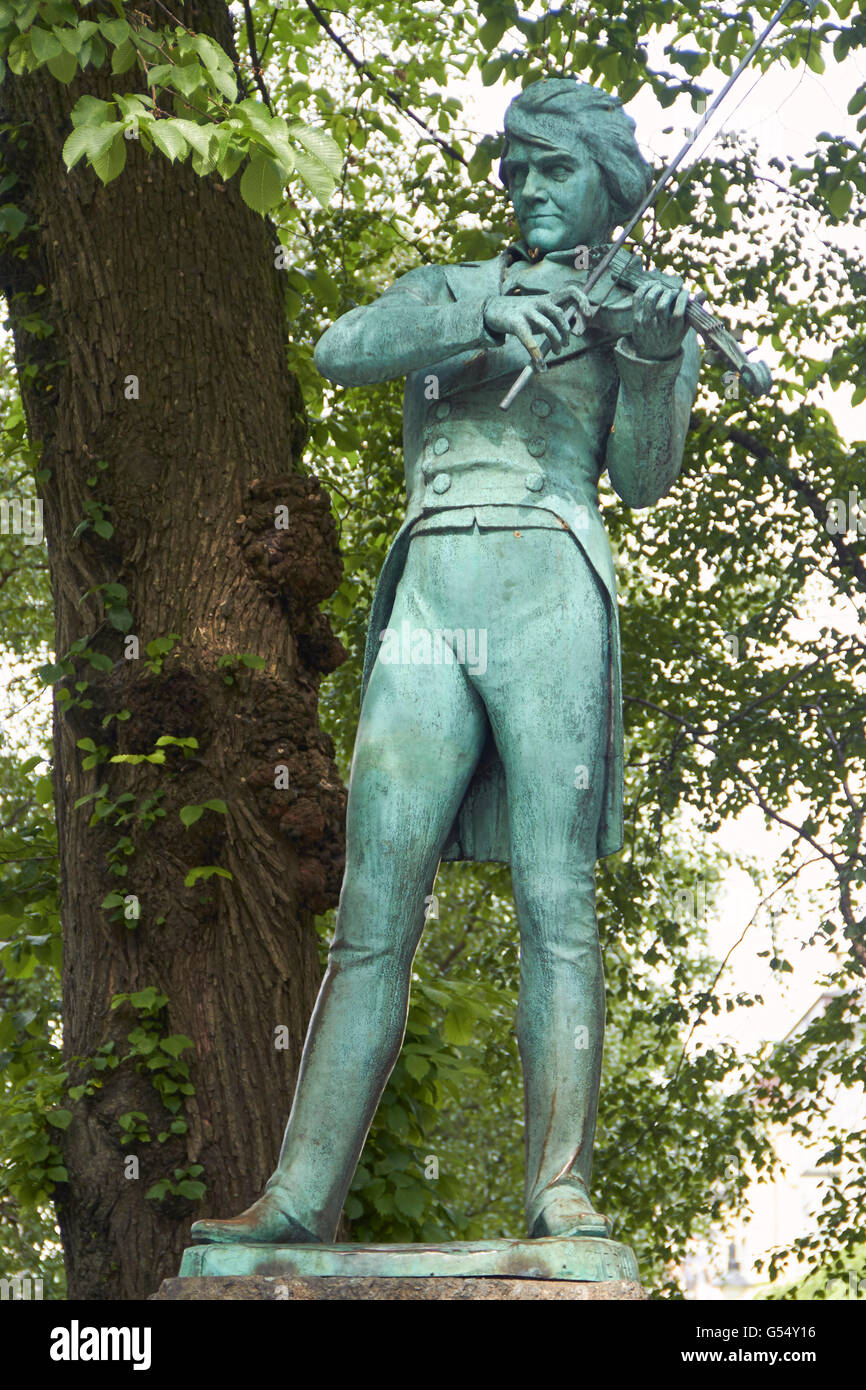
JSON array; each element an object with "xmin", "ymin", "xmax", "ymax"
[{"xmin": 483, "ymin": 292, "xmax": 575, "ymax": 369}]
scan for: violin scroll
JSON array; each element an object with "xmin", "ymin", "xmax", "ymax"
[
  {"xmin": 736, "ymin": 358, "xmax": 773, "ymax": 398},
  {"xmin": 695, "ymin": 311, "xmax": 772, "ymax": 398}
]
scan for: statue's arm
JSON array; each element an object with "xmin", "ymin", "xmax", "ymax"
[
  {"xmin": 314, "ymin": 265, "xmax": 502, "ymax": 386},
  {"xmin": 604, "ymin": 328, "xmax": 701, "ymax": 508}
]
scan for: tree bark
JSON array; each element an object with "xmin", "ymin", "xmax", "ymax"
[{"xmin": 0, "ymin": 1, "xmax": 346, "ymax": 1300}]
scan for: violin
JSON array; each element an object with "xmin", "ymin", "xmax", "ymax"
[
  {"xmin": 596, "ymin": 246, "xmax": 772, "ymax": 396},
  {"xmin": 499, "ymin": 245, "xmax": 772, "ymax": 408}
]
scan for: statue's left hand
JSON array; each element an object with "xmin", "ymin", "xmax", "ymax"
[{"xmin": 627, "ymin": 275, "xmax": 689, "ymax": 361}]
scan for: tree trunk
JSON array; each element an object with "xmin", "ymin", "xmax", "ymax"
[{"xmin": 0, "ymin": 1, "xmax": 346, "ymax": 1300}]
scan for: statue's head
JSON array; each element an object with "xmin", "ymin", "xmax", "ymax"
[{"xmin": 499, "ymin": 78, "xmax": 651, "ymax": 255}]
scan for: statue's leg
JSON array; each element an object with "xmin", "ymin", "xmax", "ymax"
[
  {"xmin": 191, "ymin": 536, "xmax": 488, "ymax": 1245},
  {"xmin": 477, "ymin": 528, "xmax": 611, "ymax": 1239}
]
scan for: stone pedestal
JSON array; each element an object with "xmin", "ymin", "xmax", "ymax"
[
  {"xmin": 156, "ymin": 1235, "xmax": 646, "ymax": 1300},
  {"xmin": 154, "ymin": 1274, "xmax": 647, "ymax": 1301}
]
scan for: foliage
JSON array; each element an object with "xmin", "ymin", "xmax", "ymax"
[
  {"xmin": 0, "ymin": 0, "xmax": 342, "ymax": 205},
  {"xmin": 0, "ymin": 0, "xmax": 864, "ymax": 1298}
]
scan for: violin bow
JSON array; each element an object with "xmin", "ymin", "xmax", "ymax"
[{"xmin": 499, "ymin": 0, "xmax": 820, "ymax": 411}]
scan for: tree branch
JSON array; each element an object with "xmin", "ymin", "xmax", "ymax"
[
  {"xmin": 301, "ymin": 0, "xmax": 469, "ymax": 167},
  {"xmin": 241, "ymin": 0, "xmax": 273, "ymax": 113},
  {"xmin": 725, "ymin": 424, "xmax": 866, "ymax": 593}
]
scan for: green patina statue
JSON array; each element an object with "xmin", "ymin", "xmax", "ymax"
[{"xmin": 191, "ymin": 77, "xmax": 701, "ymax": 1252}]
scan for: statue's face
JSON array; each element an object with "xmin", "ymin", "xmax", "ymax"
[{"xmin": 502, "ymin": 136, "xmax": 612, "ymax": 253}]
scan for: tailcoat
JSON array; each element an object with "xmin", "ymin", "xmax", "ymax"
[{"xmin": 314, "ymin": 245, "xmax": 701, "ymax": 860}]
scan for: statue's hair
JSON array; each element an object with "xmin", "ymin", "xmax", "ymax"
[{"xmin": 499, "ymin": 79, "xmax": 651, "ymax": 227}]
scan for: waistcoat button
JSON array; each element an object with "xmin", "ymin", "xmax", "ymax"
[
  {"xmin": 531, "ymin": 399, "xmax": 551, "ymax": 417},
  {"xmin": 525, "ymin": 472, "xmax": 545, "ymax": 492},
  {"xmin": 433, "ymin": 436, "xmax": 450, "ymax": 455},
  {"xmin": 527, "ymin": 437, "xmax": 547, "ymax": 457},
  {"xmin": 432, "ymin": 473, "xmax": 452, "ymax": 494},
  {"xmin": 434, "ymin": 402, "xmax": 451, "ymax": 420}
]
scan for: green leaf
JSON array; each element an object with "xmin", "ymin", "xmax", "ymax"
[
  {"xmin": 233, "ymin": 98, "xmax": 273, "ymax": 137},
  {"xmin": 46, "ymin": 47, "xmax": 77, "ymax": 83},
  {"xmin": 169, "ymin": 119, "xmax": 213, "ymax": 161},
  {"xmin": 169, "ymin": 62, "xmax": 205, "ymax": 99},
  {"xmin": 288, "ymin": 122, "xmax": 342, "ymax": 178},
  {"xmin": 209, "ymin": 65, "xmax": 237, "ymax": 102},
  {"xmin": 150, "ymin": 120, "xmax": 189, "ymax": 163},
  {"xmin": 191, "ymin": 33, "xmax": 224, "ymax": 73},
  {"xmin": 46, "ymin": 1109, "xmax": 73, "ymax": 1130},
  {"xmin": 184, "ymin": 865, "xmax": 233, "ymax": 887},
  {"xmin": 128, "ymin": 986, "xmax": 167, "ymax": 1011},
  {"xmin": 134, "ymin": 26, "xmax": 163, "ymax": 58},
  {"xmin": 382, "ymin": 1103, "xmax": 409, "ymax": 1135},
  {"xmin": 0, "ymin": 203, "xmax": 27, "ymax": 238},
  {"xmin": 179, "ymin": 804, "xmax": 204, "ymax": 828},
  {"xmin": 62, "ymin": 125, "xmax": 96, "ymax": 172},
  {"xmin": 804, "ymin": 44, "xmax": 825, "ymax": 75},
  {"xmin": 64, "ymin": 120, "xmax": 124, "ymax": 178},
  {"xmin": 99, "ymin": 17, "xmax": 131, "ymax": 47},
  {"xmin": 285, "ymin": 121, "xmax": 341, "ymax": 206},
  {"xmin": 70, "ymin": 96, "xmax": 113, "ymax": 128},
  {"xmin": 192, "ymin": 32, "xmax": 236, "ymax": 101},
  {"xmin": 92, "ymin": 133, "xmax": 127, "ymax": 186},
  {"xmin": 239, "ymin": 152, "xmax": 285, "ymax": 214},
  {"xmin": 177, "ymin": 1179, "xmax": 206, "ymax": 1199},
  {"xmin": 30, "ymin": 26, "xmax": 62, "ymax": 63},
  {"xmin": 35, "ymin": 774, "xmax": 54, "ymax": 804},
  {"xmin": 394, "ymin": 1185, "xmax": 426, "ymax": 1220},
  {"xmin": 86, "ymin": 651, "xmax": 113, "ymax": 671},
  {"xmin": 191, "ymin": 135, "xmax": 220, "ymax": 178},
  {"xmin": 291, "ymin": 147, "xmax": 336, "ymax": 208},
  {"xmin": 147, "ymin": 637, "xmax": 181, "ymax": 659},
  {"xmin": 108, "ymin": 605, "xmax": 132, "ymax": 632},
  {"xmin": 827, "ymin": 183, "xmax": 852, "ymax": 219},
  {"xmin": 109, "ymin": 751, "xmax": 165, "ymax": 764},
  {"xmin": 329, "ymin": 419, "xmax": 362, "ymax": 449},
  {"xmin": 217, "ymin": 141, "xmax": 245, "ymax": 181},
  {"xmin": 144, "ymin": 63, "xmax": 174, "ymax": 89},
  {"xmin": 404, "ymin": 1053, "xmax": 430, "ymax": 1080},
  {"xmin": 111, "ymin": 38, "xmax": 137, "ymax": 76},
  {"xmin": 56, "ymin": 26, "xmax": 85, "ymax": 56},
  {"xmin": 442, "ymin": 1004, "xmax": 475, "ymax": 1046}
]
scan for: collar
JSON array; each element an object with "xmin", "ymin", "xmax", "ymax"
[{"xmin": 504, "ymin": 239, "xmax": 612, "ymax": 269}]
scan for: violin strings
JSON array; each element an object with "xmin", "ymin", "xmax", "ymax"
[
  {"xmin": 588, "ymin": 6, "xmax": 818, "ymax": 316},
  {"xmin": 646, "ymin": 5, "xmax": 819, "ymax": 237}
]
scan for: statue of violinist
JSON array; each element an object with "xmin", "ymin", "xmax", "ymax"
[{"xmin": 191, "ymin": 77, "xmax": 702, "ymax": 1251}]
